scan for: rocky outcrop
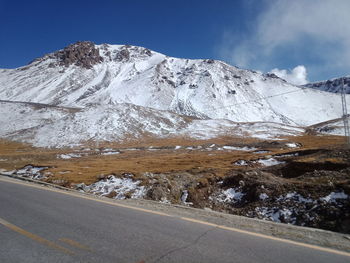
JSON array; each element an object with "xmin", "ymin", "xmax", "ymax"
[
  {"xmin": 305, "ymin": 76, "xmax": 350, "ymax": 94},
  {"xmin": 54, "ymin": 41, "xmax": 103, "ymax": 69}
]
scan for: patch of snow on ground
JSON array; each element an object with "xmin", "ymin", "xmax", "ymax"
[
  {"xmin": 82, "ymin": 148, "xmax": 91, "ymax": 151},
  {"xmin": 101, "ymin": 151, "xmax": 120, "ymax": 155},
  {"xmin": 286, "ymin": 143, "xmax": 299, "ymax": 148},
  {"xmin": 278, "ymin": 192, "xmax": 314, "ymax": 203},
  {"xmin": 274, "ymin": 153, "xmax": 299, "ymax": 158},
  {"xmin": 255, "ymin": 207, "xmax": 295, "ymax": 224},
  {"xmin": 58, "ymin": 153, "xmax": 83, "ymax": 159},
  {"xmin": 180, "ymin": 190, "xmax": 193, "ymax": 205},
  {"xmin": 217, "ymin": 188, "xmax": 245, "ymax": 203},
  {"xmin": 257, "ymin": 158, "xmax": 285, "ymax": 167},
  {"xmin": 160, "ymin": 197, "xmax": 171, "ymax": 204},
  {"xmin": 58, "ymin": 171, "xmax": 71, "ymax": 174},
  {"xmin": 259, "ymin": 193, "xmax": 269, "ymax": 201},
  {"xmin": 15, "ymin": 165, "xmax": 48, "ymax": 180},
  {"xmin": 254, "ymin": 150, "xmax": 270, "ymax": 154},
  {"xmin": 234, "ymin": 160, "xmax": 249, "ymax": 166},
  {"xmin": 222, "ymin": 146, "xmax": 257, "ymax": 151},
  {"xmin": 148, "ymin": 148, "xmax": 159, "ymax": 151},
  {"xmin": 253, "ymin": 191, "xmax": 349, "ymax": 225},
  {"xmin": 87, "ymin": 175, "xmax": 146, "ymax": 199},
  {"xmin": 103, "ymin": 148, "xmax": 114, "ymax": 151},
  {"xmin": 0, "ymin": 169, "xmax": 15, "ymax": 175},
  {"xmin": 320, "ymin": 191, "xmax": 349, "ymax": 203}
]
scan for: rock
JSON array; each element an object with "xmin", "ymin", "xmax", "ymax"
[
  {"xmin": 105, "ymin": 190, "xmax": 117, "ymax": 198},
  {"xmin": 96, "ymin": 174, "xmax": 107, "ymax": 180},
  {"xmin": 146, "ymin": 185, "xmax": 166, "ymax": 201},
  {"xmin": 265, "ymin": 73, "xmax": 280, "ymax": 79},
  {"xmin": 141, "ymin": 48, "xmax": 152, "ymax": 56},
  {"xmin": 239, "ymin": 180, "xmax": 245, "ymax": 187},
  {"xmin": 54, "ymin": 41, "xmax": 103, "ymax": 69},
  {"xmin": 115, "ymin": 48, "xmax": 130, "ymax": 61},
  {"xmin": 51, "ymin": 179, "xmax": 69, "ymax": 186},
  {"xmin": 75, "ymin": 183, "xmax": 89, "ymax": 192}
]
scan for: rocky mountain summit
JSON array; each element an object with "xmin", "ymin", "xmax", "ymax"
[{"xmin": 38, "ymin": 41, "xmax": 105, "ymax": 69}]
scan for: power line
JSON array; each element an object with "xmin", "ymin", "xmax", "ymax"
[{"xmin": 203, "ymin": 87, "xmax": 306, "ymax": 112}]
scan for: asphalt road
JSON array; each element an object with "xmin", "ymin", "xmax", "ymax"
[{"xmin": 0, "ymin": 177, "xmax": 349, "ymax": 263}]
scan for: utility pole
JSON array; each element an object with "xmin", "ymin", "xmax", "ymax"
[{"xmin": 340, "ymin": 77, "xmax": 350, "ymax": 145}]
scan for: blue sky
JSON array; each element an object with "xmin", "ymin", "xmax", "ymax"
[{"xmin": 0, "ymin": 0, "xmax": 349, "ymax": 82}]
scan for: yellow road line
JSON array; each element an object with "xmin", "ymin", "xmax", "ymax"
[
  {"xmin": 58, "ymin": 238, "xmax": 92, "ymax": 252},
  {"xmin": 1, "ymin": 176, "xmax": 350, "ymax": 258},
  {"xmin": 0, "ymin": 217, "xmax": 74, "ymax": 255}
]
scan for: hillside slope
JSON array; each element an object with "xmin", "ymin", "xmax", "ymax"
[
  {"xmin": 0, "ymin": 41, "xmax": 348, "ymax": 126},
  {"xmin": 0, "ymin": 101, "xmax": 304, "ymax": 147}
]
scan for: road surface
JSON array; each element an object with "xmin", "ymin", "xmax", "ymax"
[{"xmin": 0, "ymin": 176, "xmax": 349, "ymax": 263}]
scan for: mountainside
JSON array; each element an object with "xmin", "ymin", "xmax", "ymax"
[
  {"xmin": 305, "ymin": 76, "xmax": 350, "ymax": 94},
  {"xmin": 0, "ymin": 41, "xmax": 348, "ymax": 126},
  {"xmin": 0, "ymin": 101, "xmax": 303, "ymax": 147}
]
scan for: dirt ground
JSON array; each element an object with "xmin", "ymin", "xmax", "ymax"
[{"xmin": 0, "ymin": 134, "xmax": 349, "ymax": 233}]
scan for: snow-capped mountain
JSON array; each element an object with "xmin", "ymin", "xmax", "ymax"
[
  {"xmin": 0, "ymin": 41, "xmax": 348, "ymax": 126},
  {"xmin": 305, "ymin": 76, "xmax": 350, "ymax": 94}
]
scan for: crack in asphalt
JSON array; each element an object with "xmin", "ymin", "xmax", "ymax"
[{"xmin": 152, "ymin": 226, "xmax": 218, "ymax": 263}]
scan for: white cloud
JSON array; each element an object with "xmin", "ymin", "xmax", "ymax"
[
  {"xmin": 219, "ymin": 0, "xmax": 350, "ymax": 80},
  {"xmin": 270, "ymin": 65, "xmax": 308, "ymax": 85}
]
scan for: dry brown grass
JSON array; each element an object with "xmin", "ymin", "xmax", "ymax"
[{"xmin": 0, "ymin": 134, "xmax": 347, "ymax": 185}]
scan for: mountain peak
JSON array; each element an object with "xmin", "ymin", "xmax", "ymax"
[{"xmin": 51, "ymin": 41, "xmax": 104, "ymax": 69}]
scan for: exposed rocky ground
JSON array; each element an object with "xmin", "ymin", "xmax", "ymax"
[
  {"xmin": 41, "ymin": 41, "xmax": 104, "ymax": 69},
  {"xmin": 133, "ymin": 148, "xmax": 350, "ymax": 233},
  {"xmin": 305, "ymin": 76, "xmax": 350, "ymax": 94}
]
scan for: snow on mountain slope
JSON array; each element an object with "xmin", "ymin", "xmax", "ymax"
[
  {"xmin": 307, "ymin": 117, "xmax": 347, "ymax": 136},
  {"xmin": 0, "ymin": 101, "xmax": 187, "ymax": 147},
  {"xmin": 0, "ymin": 41, "xmax": 348, "ymax": 126},
  {"xmin": 0, "ymin": 101, "xmax": 303, "ymax": 148},
  {"xmin": 0, "ymin": 101, "xmax": 73, "ymax": 138},
  {"xmin": 305, "ymin": 76, "xmax": 350, "ymax": 94}
]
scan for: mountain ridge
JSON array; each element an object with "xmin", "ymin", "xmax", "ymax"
[{"xmin": 305, "ymin": 76, "xmax": 350, "ymax": 94}]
